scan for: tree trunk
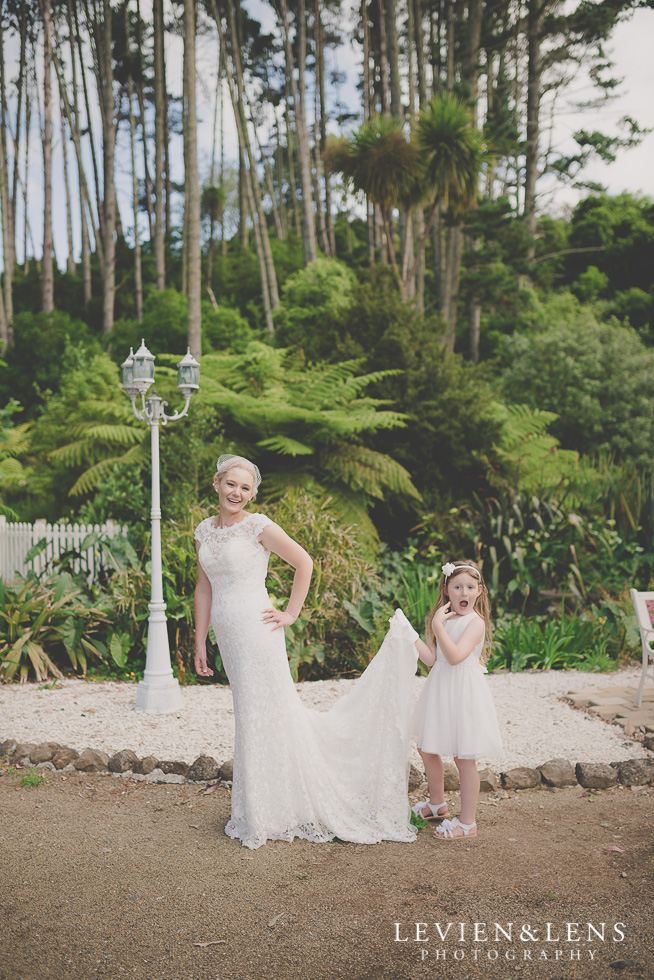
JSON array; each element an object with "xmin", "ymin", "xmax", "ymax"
[
  {"xmin": 135, "ymin": 0, "xmax": 154, "ymax": 245},
  {"xmin": 22, "ymin": 70, "xmax": 32, "ymax": 282},
  {"xmin": 66, "ymin": 0, "xmax": 91, "ymax": 301},
  {"xmin": 0, "ymin": 15, "xmax": 15, "ymax": 325},
  {"xmin": 153, "ymin": 0, "xmax": 166, "ymax": 289},
  {"xmin": 238, "ymin": 144, "xmax": 249, "ymax": 247},
  {"xmin": 312, "ymin": 0, "xmax": 330, "ymax": 256},
  {"xmin": 78, "ymin": 2, "xmax": 105, "ymax": 247},
  {"xmin": 278, "ymin": 0, "xmax": 317, "ymax": 264},
  {"xmin": 61, "ymin": 105, "xmax": 76, "ymax": 274},
  {"xmin": 210, "ymin": 0, "xmax": 277, "ymax": 331},
  {"xmin": 41, "ymin": 0, "xmax": 54, "ymax": 312},
  {"xmin": 126, "ymin": 5, "xmax": 142, "ymax": 324},
  {"xmin": 284, "ymin": 83, "xmax": 301, "ymax": 238},
  {"xmin": 10, "ymin": 5, "xmax": 26, "ymax": 278},
  {"xmin": 376, "ymin": 0, "xmax": 391, "ymax": 115},
  {"xmin": 524, "ymin": 0, "xmax": 544, "ymax": 263},
  {"xmin": 413, "ymin": 0, "xmax": 427, "ymax": 108},
  {"xmin": 463, "ymin": 0, "xmax": 483, "ymax": 360},
  {"xmin": 95, "ymin": 0, "xmax": 117, "ymax": 334},
  {"xmin": 184, "ymin": 0, "xmax": 202, "ymax": 357}
]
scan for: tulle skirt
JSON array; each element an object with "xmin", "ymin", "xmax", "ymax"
[{"xmin": 411, "ymin": 661, "xmax": 504, "ymax": 760}]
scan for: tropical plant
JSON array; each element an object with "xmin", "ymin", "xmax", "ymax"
[
  {"xmin": 0, "ymin": 571, "xmax": 113, "ymax": 683},
  {"xmin": 488, "ymin": 613, "xmax": 599, "ymax": 672}
]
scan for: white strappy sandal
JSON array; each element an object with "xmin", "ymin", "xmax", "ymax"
[
  {"xmin": 434, "ymin": 817, "xmax": 477, "ymax": 839},
  {"xmin": 411, "ymin": 800, "xmax": 449, "ymax": 821}
]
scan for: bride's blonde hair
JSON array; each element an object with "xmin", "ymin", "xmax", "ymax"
[{"xmin": 425, "ymin": 559, "xmax": 492, "ymax": 665}]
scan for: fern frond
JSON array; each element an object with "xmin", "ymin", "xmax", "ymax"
[
  {"xmin": 323, "ymin": 444, "xmax": 421, "ymax": 501},
  {"xmin": 256, "ymin": 436, "xmax": 314, "ymax": 456},
  {"xmin": 82, "ymin": 424, "xmax": 142, "ymax": 446},
  {"xmin": 68, "ymin": 458, "xmax": 126, "ymax": 497}
]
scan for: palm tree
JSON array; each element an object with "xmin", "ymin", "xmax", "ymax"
[
  {"xmin": 405, "ymin": 93, "xmax": 486, "ymax": 299},
  {"xmin": 327, "ymin": 95, "xmax": 484, "ymax": 300},
  {"xmin": 325, "ymin": 115, "xmax": 421, "ymax": 281}
]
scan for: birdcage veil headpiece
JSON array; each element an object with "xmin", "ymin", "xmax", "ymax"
[{"xmin": 215, "ymin": 454, "xmax": 262, "ymax": 491}]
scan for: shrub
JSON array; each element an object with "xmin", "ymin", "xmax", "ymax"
[{"xmin": 500, "ymin": 311, "xmax": 654, "ymax": 464}]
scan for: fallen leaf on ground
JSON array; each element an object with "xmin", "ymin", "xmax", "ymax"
[
  {"xmin": 202, "ymin": 780, "xmax": 222, "ymax": 795},
  {"xmin": 268, "ymin": 913, "xmax": 284, "ymax": 927},
  {"xmin": 194, "ymin": 940, "xmax": 227, "ymax": 947}
]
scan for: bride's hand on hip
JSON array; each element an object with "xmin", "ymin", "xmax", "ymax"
[{"xmin": 262, "ymin": 607, "xmax": 296, "ymax": 631}]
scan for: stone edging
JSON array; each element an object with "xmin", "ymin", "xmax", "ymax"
[
  {"xmin": 0, "ymin": 739, "xmax": 233, "ymax": 785},
  {"xmin": 2, "ymin": 738, "xmax": 653, "ymax": 792}
]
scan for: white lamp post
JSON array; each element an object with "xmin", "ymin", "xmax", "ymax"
[{"xmin": 121, "ymin": 340, "xmax": 200, "ymax": 714}]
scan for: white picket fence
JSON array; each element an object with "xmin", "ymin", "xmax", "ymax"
[{"xmin": 0, "ymin": 515, "xmax": 128, "ymax": 584}]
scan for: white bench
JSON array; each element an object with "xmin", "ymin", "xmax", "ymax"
[{"xmin": 629, "ymin": 589, "xmax": 654, "ymax": 709}]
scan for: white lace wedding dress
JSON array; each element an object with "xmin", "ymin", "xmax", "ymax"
[{"xmin": 195, "ymin": 511, "xmax": 419, "ymax": 849}]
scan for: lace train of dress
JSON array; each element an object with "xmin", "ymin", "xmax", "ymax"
[{"xmin": 195, "ymin": 513, "xmax": 419, "ymax": 849}]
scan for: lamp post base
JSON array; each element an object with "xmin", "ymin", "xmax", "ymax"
[
  {"xmin": 134, "ymin": 674, "xmax": 182, "ymax": 715},
  {"xmin": 134, "ymin": 598, "xmax": 182, "ymax": 715}
]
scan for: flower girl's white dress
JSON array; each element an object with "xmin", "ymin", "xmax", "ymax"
[
  {"xmin": 411, "ymin": 611, "xmax": 504, "ymax": 759},
  {"xmin": 195, "ymin": 512, "xmax": 419, "ymax": 849}
]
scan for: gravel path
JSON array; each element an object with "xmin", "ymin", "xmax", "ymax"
[{"xmin": 0, "ymin": 667, "xmax": 648, "ymax": 771}]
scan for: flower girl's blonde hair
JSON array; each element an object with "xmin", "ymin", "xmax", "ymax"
[{"xmin": 425, "ymin": 559, "xmax": 492, "ymax": 665}]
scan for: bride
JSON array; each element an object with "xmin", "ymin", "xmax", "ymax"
[{"xmin": 194, "ymin": 454, "xmax": 420, "ymax": 849}]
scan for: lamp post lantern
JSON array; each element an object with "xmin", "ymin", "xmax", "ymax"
[{"xmin": 121, "ymin": 340, "xmax": 200, "ymax": 714}]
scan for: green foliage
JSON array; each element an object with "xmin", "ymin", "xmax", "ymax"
[
  {"xmin": 190, "ymin": 340, "xmax": 420, "ymax": 534},
  {"xmin": 107, "ymin": 289, "xmax": 188, "ymax": 357},
  {"xmin": 326, "ymin": 115, "xmax": 422, "ymax": 212},
  {"xmin": 0, "ymin": 571, "xmax": 112, "ymax": 683},
  {"xmin": 417, "ymin": 93, "xmax": 486, "ymax": 210},
  {"xmin": 0, "ymin": 311, "xmax": 102, "ymax": 416},
  {"xmin": 264, "ymin": 488, "xmax": 385, "ymax": 679},
  {"xmin": 572, "ymin": 265, "xmax": 609, "ymax": 303},
  {"xmin": 460, "ymin": 490, "xmax": 651, "ymax": 615},
  {"xmin": 201, "ymin": 303, "xmax": 254, "ymax": 353},
  {"xmin": 274, "ymin": 258, "xmax": 357, "ymax": 349},
  {"xmin": 500, "ymin": 306, "xmax": 654, "ymax": 464},
  {"xmin": 277, "ymin": 265, "xmax": 499, "ymax": 524},
  {"xmin": 487, "ymin": 403, "xmax": 583, "ymax": 498},
  {"xmin": 0, "ymin": 400, "xmax": 27, "ymax": 518},
  {"xmin": 488, "ymin": 614, "xmax": 599, "ymax": 672},
  {"xmin": 13, "ymin": 351, "xmax": 147, "ymax": 520}
]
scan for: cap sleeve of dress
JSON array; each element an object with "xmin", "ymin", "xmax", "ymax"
[
  {"xmin": 194, "ymin": 518, "xmax": 210, "ymax": 543},
  {"xmin": 248, "ymin": 512, "xmax": 275, "ymax": 539}
]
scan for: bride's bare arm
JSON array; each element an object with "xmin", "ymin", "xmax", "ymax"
[
  {"xmin": 259, "ymin": 523, "xmax": 313, "ymax": 630},
  {"xmin": 194, "ymin": 542, "xmax": 214, "ymax": 675}
]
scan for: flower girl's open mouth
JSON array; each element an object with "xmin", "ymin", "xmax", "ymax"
[{"xmin": 458, "ymin": 599, "xmax": 469, "ymax": 610}]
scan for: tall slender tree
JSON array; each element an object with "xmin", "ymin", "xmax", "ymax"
[
  {"xmin": 153, "ymin": 0, "xmax": 165, "ymax": 289},
  {"xmin": 184, "ymin": 0, "xmax": 202, "ymax": 357},
  {"xmin": 41, "ymin": 0, "xmax": 54, "ymax": 312}
]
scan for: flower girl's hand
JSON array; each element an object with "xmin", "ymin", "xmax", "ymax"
[
  {"xmin": 433, "ymin": 602, "xmax": 457, "ymax": 629},
  {"xmin": 262, "ymin": 607, "xmax": 296, "ymax": 631}
]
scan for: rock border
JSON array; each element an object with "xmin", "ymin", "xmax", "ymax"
[{"xmin": 2, "ymin": 738, "xmax": 653, "ymax": 792}]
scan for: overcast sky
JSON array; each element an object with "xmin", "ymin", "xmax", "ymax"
[{"xmin": 15, "ymin": 3, "xmax": 654, "ymax": 267}]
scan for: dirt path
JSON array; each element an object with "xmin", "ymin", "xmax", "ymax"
[{"xmin": 0, "ymin": 769, "xmax": 652, "ymax": 980}]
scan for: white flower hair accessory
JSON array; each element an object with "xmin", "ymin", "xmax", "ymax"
[{"xmin": 441, "ymin": 562, "xmax": 481, "ymax": 580}]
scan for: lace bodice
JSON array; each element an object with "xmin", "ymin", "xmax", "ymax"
[{"xmin": 195, "ymin": 512, "xmax": 274, "ymax": 596}]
